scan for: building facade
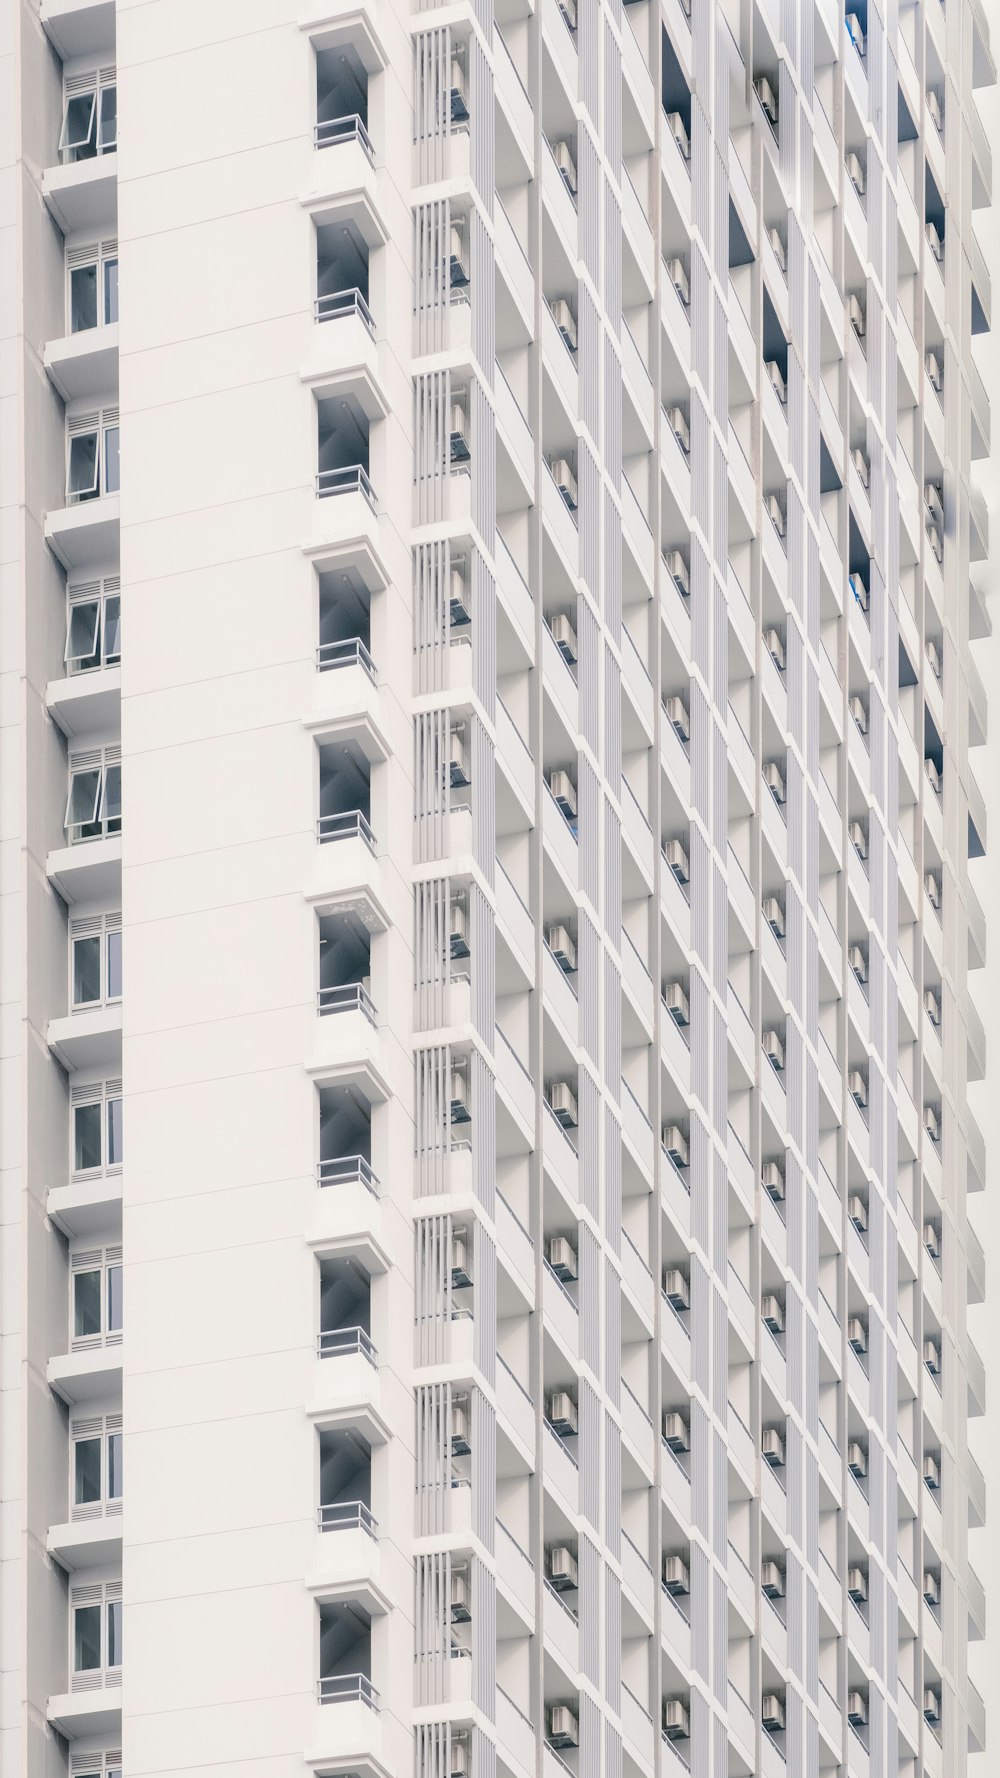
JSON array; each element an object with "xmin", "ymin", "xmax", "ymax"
[{"xmin": 0, "ymin": 0, "xmax": 992, "ymax": 1774}]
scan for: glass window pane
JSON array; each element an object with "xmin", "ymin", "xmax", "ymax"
[
  {"xmin": 70, "ymin": 263, "xmax": 98, "ymax": 333},
  {"xmin": 67, "ymin": 432, "xmax": 99, "ymax": 499},
  {"xmin": 73, "ymin": 1269, "xmax": 101, "ymax": 1338},
  {"xmin": 103, "ymin": 595, "xmax": 121, "ymax": 663},
  {"xmin": 74, "ymin": 1435, "xmax": 102, "ymax": 1504},
  {"xmin": 103, "ymin": 426, "xmax": 120, "ymax": 495},
  {"xmin": 67, "ymin": 768, "xmax": 101, "ymax": 830},
  {"xmin": 106, "ymin": 929, "xmax": 122, "ymax": 1000},
  {"xmin": 73, "ymin": 1603, "xmax": 102, "ymax": 1671},
  {"xmin": 107, "ymin": 1599, "xmax": 122, "ymax": 1667},
  {"xmin": 106, "ymin": 1264, "xmax": 122, "ymax": 1332},
  {"xmin": 107, "ymin": 1096, "xmax": 123, "ymax": 1166},
  {"xmin": 66, "ymin": 599, "xmax": 100, "ymax": 667},
  {"xmin": 74, "ymin": 1101, "xmax": 102, "ymax": 1171},
  {"xmin": 103, "ymin": 258, "xmax": 119, "ymax": 325},
  {"xmin": 102, "ymin": 764, "xmax": 122, "ymax": 826},
  {"xmin": 107, "ymin": 1431, "xmax": 123, "ymax": 1499},
  {"xmin": 61, "ymin": 91, "xmax": 96, "ymax": 153},
  {"xmin": 72, "ymin": 934, "xmax": 101, "ymax": 1006},
  {"xmin": 98, "ymin": 85, "xmax": 117, "ymax": 151}
]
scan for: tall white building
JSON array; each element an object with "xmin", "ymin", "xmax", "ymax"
[{"xmin": 0, "ymin": 0, "xmax": 993, "ymax": 1774}]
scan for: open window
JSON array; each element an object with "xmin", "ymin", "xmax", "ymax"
[
  {"xmin": 65, "ymin": 746, "xmax": 121, "ymax": 843},
  {"xmin": 60, "ymin": 68, "xmax": 117, "ymax": 164},
  {"xmin": 66, "ymin": 409, "xmax": 120, "ymax": 503},
  {"xmin": 66, "ymin": 578, "xmax": 121, "ymax": 674}
]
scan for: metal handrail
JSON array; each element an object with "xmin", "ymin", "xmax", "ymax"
[
  {"xmin": 318, "ymin": 1325, "xmax": 377, "ymax": 1362},
  {"xmin": 317, "ymin": 636, "xmax": 376, "ymax": 677},
  {"xmin": 315, "ymin": 287, "xmax": 375, "ymax": 331},
  {"xmin": 319, "ymin": 1499, "xmax": 377, "ymax": 1536},
  {"xmin": 316, "ymin": 464, "xmax": 376, "ymax": 505},
  {"xmin": 318, "ymin": 1154, "xmax": 379, "ymax": 1194},
  {"xmin": 314, "ymin": 114, "xmax": 374, "ymax": 160},
  {"xmin": 317, "ymin": 809, "xmax": 375, "ymax": 848},
  {"xmin": 318, "ymin": 1671, "xmax": 380, "ymax": 1708},
  {"xmin": 318, "ymin": 982, "xmax": 377, "ymax": 1023}
]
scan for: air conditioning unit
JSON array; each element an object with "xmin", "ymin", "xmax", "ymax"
[
  {"xmin": 450, "ymin": 901, "xmax": 470, "ymax": 959},
  {"xmin": 449, "ymin": 401, "xmax": 471, "ymax": 461},
  {"xmin": 762, "ymin": 1427, "xmax": 785, "ymax": 1468},
  {"xmin": 450, "ymin": 1570, "xmax": 471, "ymax": 1621},
  {"xmin": 663, "ymin": 1554, "xmax": 690, "ymax": 1596},
  {"xmin": 923, "ymin": 1688, "xmax": 941, "ymax": 1726},
  {"xmin": 664, "ymin": 980, "xmax": 690, "ymax": 1026},
  {"xmin": 549, "ymin": 769, "xmax": 577, "ymax": 820},
  {"xmin": 666, "ymin": 549, "xmax": 690, "ymax": 596},
  {"xmin": 762, "ymin": 1693, "xmax": 785, "ymax": 1733},
  {"xmin": 546, "ymin": 1234, "xmax": 578, "ymax": 1282},
  {"xmin": 926, "ymin": 350, "xmax": 943, "ymax": 392},
  {"xmin": 852, "ymin": 446, "xmax": 870, "ymax": 487},
  {"xmin": 923, "ymin": 1569, "xmax": 940, "ymax": 1607},
  {"xmin": 547, "ymin": 1390, "xmax": 578, "ymax": 1436},
  {"xmin": 551, "ymin": 297, "xmax": 578, "ymax": 353},
  {"xmin": 848, "ymin": 1317, "xmax": 868, "ymax": 1355},
  {"xmin": 766, "ymin": 494, "xmax": 785, "ymax": 537},
  {"xmin": 761, "ymin": 1560, "xmax": 785, "ymax": 1599},
  {"xmin": 762, "ymin": 1161, "xmax": 785, "ymax": 1203},
  {"xmin": 449, "ymin": 565, "xmax": 471, "ymax": 625},
  {"xmin": 924, "ymin": 1222, "xmax": 941, "ymax": 1260},
  {"xmin": 767, "ymin": 359, "xmax": 786, "ymax": 404},
  {"xmin": 663, "ymin": 1411, "xmax": 690, "ymax": 1454},
  {"xmin": 847, "ymin": 1690, "xmax": 868, "ymax": 1728},
  {"xmin": 550, "ymin": 611, "xmax": 578, "ymax": 665},
  {"xmin": 849, "ymin": 293, "xmax": 866, "ymax": 339},
  {"xmin": 667, "ymin": 404, "xmax": 690, "ymax": 452},
  {"xmin": 547, "ymin": 1706, "xmax": 579, "ymax": 1749},
  {"xmin": 547, "ymin": 1545, "xmax": 578, "ymax": 1590},
  {"xmin": 553, "ymin": 139, "xmax": 577, "ymax": 196},
  {"xmin": 665, "ymin": 695, "xmax": 690, "ymax": 742},
  {"xmin": 849, "ymin": 571, "xmax": 870, "ymax": 612},
  {"xmin": 764, "ymin": 761, "xmax": 786, "ymax": 804},
  {"xmin": 763, "ymin": 896, "xmax": 785, "ymax": 938},
  {"xmin": 924, "ymin": 757, "xmax": 941, "ymax": 795},
  {"xmin": 923, "ymin": 1453, "xmax": 941, "ymax": 1491},
  {"xmin": 449, "ymin": 225, "xmax": 470, "ymax": 288},
  {"xmin": 768, "ymin": 226, "xmax": 786, "ymax": 272},
  {"xmin": 663, "ymin": 1124, "xmax": 689, "ymax": 1169},
  {"xmin": 546, "ymin": 924, "xmax": 577, "ymax": 974},
  {"xmin": 664, "ymin": 839, "xmax": 690, "ymax": 884},
  {"xmin": 923, "ymin": 1104, "xmax": 940, "ymax": 1143},
  {"xmin": 451, "ymin": 1233, "xmax": 473, "ymax": 1289},
  {"xmin": 925, "ymin": 871, "xmax": 941, "ymax": 909},
  {"xmin": 449, "ymin": 727, "xmax": 471, "ymax": 786},
  {"xmin": 449, "ymin": 1740, "xmax": 469, "ymax": 1778},
  {"xmin": 848, "ymin": 1440, "xmax": 868, "ymax": 1479},
  {"xmin": 667, "ymin": 256, "xmax": 690, "ymax": 306},
  {"xmin": 765, "ymin": 628, "xmax": 785, "ymax": 671},
  {"xmin": 924, "ymin": 1338, "xmax": 942, "ymax": 1376},
  {"xmin": 558, "ymin": 0, "xmax": 577, "ymax": 29},
  {"xmin": 754, "ymin": 74, "xmax": 777, "ymax": 125},
  {"xmin": 663, "ymin": 1699, "xmax": 690, "ymax": 1740},
  {"xmin": 926, "ymin": 221, "xmax": 944, "ymax": 263},
  {"xmin": 663, "ymin": 1268, "xmax": 689, "ymax": 1312},
  {"xmin": 846, "ymin": 11, "xmax": 865, "ymax": 53},
  {"xmin": 762, "ymin": 1294, "xmax": 784, "ymax": 1335},
  {"xmin": 450, "ymin": 1068, "xmax": 471, "ymax": 1124},
  {"xmin": 450, "ymin": 58, "xmax": 470, "ymax": 122},
  {"xmin": 848, "ymin": 1191, "xmax": 868, "ymax": 1230},
  {"xmin": 763, "ymin": 1029, "xmax": 785, "ymax": 1071},
  {"xmin": 926, "ymin": 636, "xmax": 942, "ymax": 678},
  {"xmin": 668, "ymin": 110, "xmax": 690, "ymax": 161},
  {"xmin": 551, "ymin": 457, "xmax": 578, "ymax": 510},
  {"xmin": 849, "ymin": 944, "xmax": 868, "ymax": 983},
  {"xmin": 848, "ymin": 1567, "xmax": 868, "ymax": 1604},
  {"xmin": 451, "ymin": 1400, "xmax": 471, "ymax": 1454},
  {"xmin": 849, "ymin": 820, "xmax": 868, "ymax": 859},
  {"xmin": 548, "ymin": 1080, "xmax": 578, "ymax": 1130},
  {"xmin": 928, "ymin": 88, "xmax": 943, "ymax": 132},
  {"xmin": 849, "ymin": 697, "xmax": 868, "ymax": 736},
  {"xmin": 846, "ymin": 151, "xmax": 865, "ymax": 195}
]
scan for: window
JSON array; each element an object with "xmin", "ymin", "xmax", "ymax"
[
  {"xmin": 70, "ymin": 1581, "xmax": 122, "ymax": 1685},
  {"xmin": 68, "ymin": 239, "xmax": 118, "ymax": 334},
  {"xmin": 65, "ymin": 747, "xmax": 121, "ymax": 844},
  {"xmin": 65, "ymin": 578, "xmax": 121, "ymax": 675},
  {"xmin": 70, "ymin": 1758, "xmax": 122, "ymax": 1778},
  {"xmin": 71, "ymin": 1079, "xmax": 123, "ymax": 1177},
  {"xmin": 71, "ymin": 1245, "xmax": 123, "ymax": 1349},
  {"xmin": 71, "ymin": 913, "xmax": 122, "ymax": 1010},
  {"xmin": 60, "ymin": 68, "xmax": 117, "ymax": 164},
  {"xmin": 66, "ymin": 409, "xmax": 120, "ymax": 503},
  {"xmin": 72, "ymin": 1412, "xmax": 123, "ymax": 1518}
]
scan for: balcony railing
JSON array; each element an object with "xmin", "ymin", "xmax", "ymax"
[
  {"xmin": 319, "ymin": 1499, "xmax": 377, "ymax": 1536},
  {"xmin": 316, "ymin": 464, "xmax": 376, "ymax": 505},
  {"xmin": 318, "ymin": 982, "xmax": 377, "ymax": 1022},
  {"xmin": 317, "ymin": 636, "xmax": 376, "ymax": 677},
  {"xmin": 318, "ymin": 1672, "xmax": 380, "ymax": 1708},
  {"xmin": 318, "ymin": 1154, "xmax": 379, "ymax": 1194},
  {"xmin": 315, "ymin": 287, "xmax": 375, "ymax": 331},
  {"xmin": 317, "ymin": 809, "xmax": 376, "ymax": 848},
  {"xmin": 314, "ymin": 114, "xmax": 374, "ymax": 160},
  {"xmin": 318, "ymin": 1325, "xmax": 377, "ymax": 1362}
]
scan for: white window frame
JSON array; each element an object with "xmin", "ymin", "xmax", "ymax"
[
  {"xmin": 59, "ymin": 67, "xmax": 117, "ymax": 164},
  {"xmin": 65, "ymin": 577, "xmax": 121, "ymax": 674},
  {"xmin": 70, "ymin": 911, "xmax": 122, "ymax": 1010},
  {"xmin": 65, "ymin": 746, "xmax": 122, "ymax": 844},
  {"xmin": 71, "ymin": 1077, "xmax": 123, "ymax": 1179},
  {"xmin": 65, "ymin": 409, "xmax": 120, "ymax": 504},
  {"xmin": 70, "ymin": 1752, "xmax": 123, "ymax": 1778},
  {"xmin": 70, "ymin": 1580, "xmax": 122, "ymax": 1690},
  {"xmin": 70, "ymin": 1411, "xmax": 123, "ymax": 1521},
  {"xmin": 70, "ymin": 1243, "xmax": 123, "ymax": 1351},
  {"xmin": 67, "ymin": 238, "xmax": 118, "ymax": 334}
]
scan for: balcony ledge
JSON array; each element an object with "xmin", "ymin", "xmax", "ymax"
[
  {"xmin": 45, "ymin": 494, "xmax": 120, "ymax": 572},
  {"xmin": 41, "ymin": 0, "xmax": 116, "ymax": 59},
  {"xmin": 44, "ymin": 325, "xmax": 119, "ymax": 404},
  {"xmin": 47, "ymin": 1514, "xmax": 122, "ymax": 1572},
  {"xmin": 47, "ymin": 1004, "xmax": 122, "ymax": 1071},
  {"xmin": 48, "ymin": 1173, "xmax": 122, "ymax": 1239},
  {"xmin": 47, "ymin": 666, "xmax": 122, "ymax": 740},
  {"xmin": 42, "ymin": 154, "xmax": 118, "ymax": 234},
  {"xmin": 48, "ymin": 1345, "xmax": 122, "ymax": 1405},
  {"xmin": 47, "ymin": 835, "xmax": 122, "ymax": 905},
  {"xmin": 47, "ymin": 1687, "xmax": 121, "ymax": 1740}
]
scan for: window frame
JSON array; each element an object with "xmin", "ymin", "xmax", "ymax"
[
  {"xmin": 71, "ymin": 1079, "xmax": 123, "ymax": 1178},
  {"xmin": 67, "ymin": 239, "xmax": 119, "ymax": 335},
  {"xmin": 65, "ymin": 579, "xmax": 121, "ymax": 675},
  {"xmin": 59, "ymin": 69, "xmax": 117, "ymax": 165},
  {"xmin": 65, "ymin": 410, "xmax": 120, "ymax": 504},
  {"xmin": 70, "ymin": 1245, "xmax": 123, "ymax": 1349}
]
